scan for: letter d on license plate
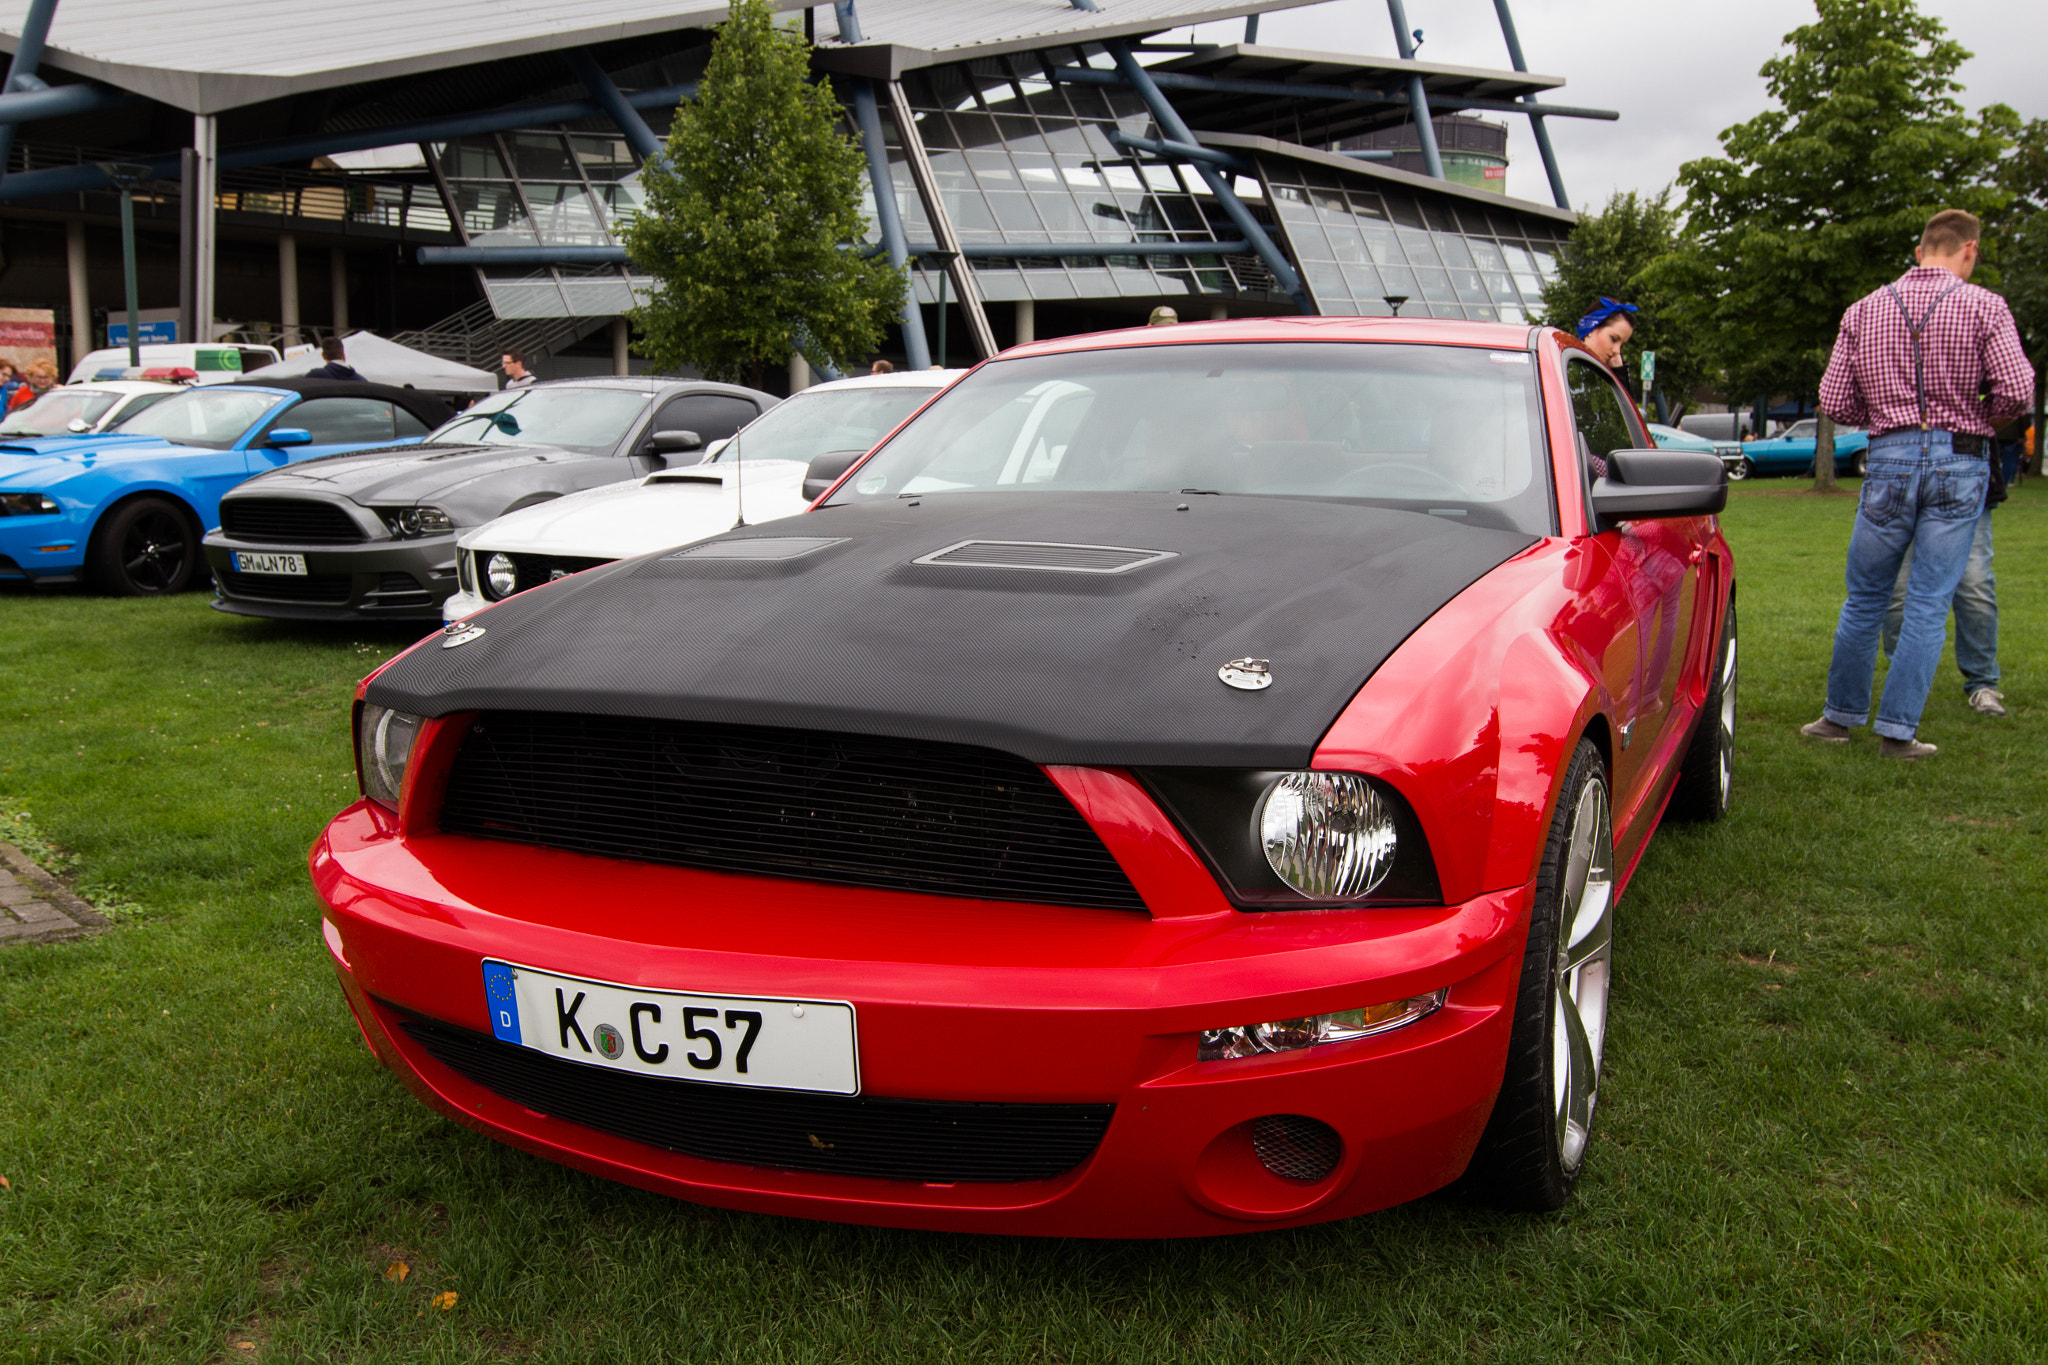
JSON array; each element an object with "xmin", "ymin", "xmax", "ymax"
[{"xmin": 481, "ymin": 960, "xmax": 858, "ymax": 1094}]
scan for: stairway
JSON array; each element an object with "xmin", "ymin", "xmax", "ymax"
[{"xmin": 391, "ymin": 300, "xmax": 611, "ymax": 369}]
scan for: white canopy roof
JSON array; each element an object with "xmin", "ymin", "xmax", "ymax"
[{"xmin": 242, "ymin": 332, "xmax": 498, "ymax": 392}]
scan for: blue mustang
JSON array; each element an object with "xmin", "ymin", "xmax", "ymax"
[
  {"xmin": 0, "ymin": 379, "xmax": 450, "ymax": 595},
  {"xmin": 1736, "ymin": 419, "xmax": 1870, "ymax": 479}
]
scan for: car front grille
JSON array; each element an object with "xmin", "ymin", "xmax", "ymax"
[
  {"xmin": 482, "ymin": 551, "xmax": 609, "ymax": 601},
  {"xmin": 437, "ymin": 712, "xmax": 1149, "ymax": 912},
  {"xmin": 220, "ymin": 498, "xmax": 365, "ymax": 544},
  {"xmin": 218, "ymin": 569, "xmax": 354, "ymax": 604},
  {"xmin": 365, "ymin": 571, "xmax": 434, "ymax": 609},
  {"xmin": 388, "ymin": 1004, "xmax": 1115, "ymax": 1183}
]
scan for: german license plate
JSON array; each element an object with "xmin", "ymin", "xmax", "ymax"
[
  {"xmin": 482, "ymin": 961, "xmax": 859, "ymax": 1094},
  {"xmin": 231, "ymin": 551, "xmax": 305, "ymax": 575}
]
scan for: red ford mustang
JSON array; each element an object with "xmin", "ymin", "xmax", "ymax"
[{"xmin": 313, "ymin": 318, "xmax": 1735, "ymax": 1237}]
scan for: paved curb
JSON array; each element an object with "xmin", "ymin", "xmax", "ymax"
[{"xmin": 0, "ymin": 839, "xmax": 110, "ymax": 945}]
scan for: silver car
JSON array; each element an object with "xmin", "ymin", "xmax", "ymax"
[{"xmin": 202, "ymin": 377, "xmax": 776, "ymax": 622}]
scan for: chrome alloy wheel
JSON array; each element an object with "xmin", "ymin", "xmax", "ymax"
[
  {"xmin": 1717, "ymin": 634, "xmax": 1738, "ymax": 807},
  {"xmin": 1552, "ymin": 777, "xmax": 1613, "ymax": 1172}
]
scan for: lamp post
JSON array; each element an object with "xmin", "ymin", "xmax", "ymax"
[
  {"xmin": 1382, "ymin": 294, "xmax": 1409, "ymax": 317},
  {"xmin": 97, "ymin": 162, "xmax": 153, "ymax": 368}
]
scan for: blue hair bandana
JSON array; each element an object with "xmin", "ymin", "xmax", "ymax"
[{"xmin": 1575, "ymin": 296, "xmax": 1638, "ymax": 339}]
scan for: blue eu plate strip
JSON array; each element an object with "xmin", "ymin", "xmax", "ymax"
[{"xmin": 482, "ymin": 961, "xmax": 522, "ymax": 1044}]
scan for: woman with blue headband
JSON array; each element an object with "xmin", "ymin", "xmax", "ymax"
[{"xmin": 1576, "ymin": 297, "xmax": 1638, "ymax": 372}]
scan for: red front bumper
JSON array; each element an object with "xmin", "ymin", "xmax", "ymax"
[{"xmin": 314, "ymin": 799, "xmax": 1531, "ymax": 1238}]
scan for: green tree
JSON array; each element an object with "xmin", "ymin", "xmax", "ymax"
[
  {"xmin": 1991, "ymin": 118, "xmax": 2048, "ymax": 467},
  {"xmin": 1539, "ymin": 188, "xmax": 1708, "ymax": 420},
  {"xmin": 1652, "ymin": 0, "xmax": 2015, "ymax": 488},
  {"xmin": 623, "ymin": 0, "xmax": 905, "ymax": 384}
]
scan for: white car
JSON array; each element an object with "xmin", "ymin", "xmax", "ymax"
[
  {"xmin": 0, "ymin": 380, "xmax": 181, "ymax": 440},
  {"xmin": 443, "ymin": 368, "xmax": 961, "ymax": 621}
]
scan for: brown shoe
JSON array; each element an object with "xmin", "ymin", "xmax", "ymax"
[
  {"xmin": 1800, "ymin": 717, "xmax": 1853, "ymax": 742},
  {"xmin": 1879, "ymin": 737, "xmax": 1938, "ymax": 760}
]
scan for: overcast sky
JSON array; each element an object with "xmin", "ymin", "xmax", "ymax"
[{"xmin": 1185, "ymin": 0, "xmax": 2048, "ymax": 213}]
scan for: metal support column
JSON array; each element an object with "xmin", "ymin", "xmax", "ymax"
[
  {"xmin": 1104, "ymin": 40, "xmax": 1308, "ymax": 313},
  {"xmin": 190, "ymin": 115, "xmax": 217, "ymax": 342},
  {"xmin": 329, "ymin": 246, "xmax": 348, "ymax": 333},
  {"xmin": 279, "ymin": 232, "xmax": 299, "ymax": 344},
  {"xmin": 0, "ymin": 0, "xmax": 58, "ymax": 184},
  {"xmin": 849, "ymin": 79, "xmax": 930, "ymax": 370},
  {"xmin": 1385, "ymin": 0, "xmax": 1444, "ymax": 180},
  {"xmin": 565, "ymin": 50, "xmax": 663, "ymax": 165},
  {"xmin": 1492, "ymin": 0, "xmax": 1569, "ymax": 209},
  {"xmin": 64, "ymin": 218, "xmax": 89, "ymax": 367},
  {"xmin": 886, "ymin": 80, "xmax": 997, "ymax": 360},
  {"xmin": 611, "ymin": 316, "xmax": 629, "ymax": 375},
  {"xmin": 1014, "ymin": 298, "xmax": 1033, "ymax": 346}
]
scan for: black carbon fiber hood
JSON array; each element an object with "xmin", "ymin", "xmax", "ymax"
[{"xmin": 365, "ymin": 492, "xmax": 1534, "ymax": 768}]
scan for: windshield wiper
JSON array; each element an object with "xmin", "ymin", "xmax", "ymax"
[{"xmin": 1179, "ymin": 487, "xmax": 1223, "ymax": 495}]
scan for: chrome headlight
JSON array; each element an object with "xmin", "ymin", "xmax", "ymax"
[
  {"xmin": 484, "ymin": 552, "xmax": 519, "ymax": 599},
  {"xmin": 356, "ymin": 703, "xmax": 423, "ymax": 809},
  {"xmin": 382, "ymin": 506, "xmax": 455, "ymax": 538},
  {"xmin": 1257, "ymin": 771, "xmax": 1397, "ymax": 899},
  {"xmin": 0, "ymin": 492, "xmax": 59, "ymax": 516}
]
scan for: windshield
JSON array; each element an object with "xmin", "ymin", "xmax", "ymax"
[
  {"xmin": 1782, "ymin": 421, "xmax": 1817, "ymax": 440},
  {"xmin": 0, "ymin": 389, "xmax": 120, "ymax": 436},
  {"xmin": 113, "ymin": 388, "xmax": 282, "ymax": 448},
  {"xmin": 429, "ymin": 387, "xmax": 652, "ymax": 453},
  {"xmin": 714, "ymin": 384, "xmax": 942, "ymax": 465},
  {"xmin": 825, "ymin": 342, "xmax": 1553, "ymax": 535}
]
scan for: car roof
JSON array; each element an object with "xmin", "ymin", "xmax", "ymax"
[
  {"xmin": 227, "ymin": 376, "xmax": 455, "ymax": 427},
  {"xmin": 524, "ymin": 376, "xmax": 777, "ymax": 399},
  {"xmin": 997, "ymin": 315, "xmax": 1539, "ymax": 361},
  {"xmin": 800, "ymin": 369, "xmax": 967, "ymax": 391},
  {"xmin": 59, "ymin": 380, "xmax": 181, "ymax": 395}
]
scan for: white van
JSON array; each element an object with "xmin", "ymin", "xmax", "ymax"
[{"xmin": 67, "ymin": 342, "xmax": 282, "ymax": 386}]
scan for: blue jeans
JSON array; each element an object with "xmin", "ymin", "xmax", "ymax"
[
  {"xmin": 1881, "ymin": 509, "xmax": 1997, "ymax": 694},
  {"xmin": 1823, "ymin": 432, "xmax": 1988, "ymax": 740}
]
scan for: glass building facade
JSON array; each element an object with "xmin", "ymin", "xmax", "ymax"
[{"xmin": 1259, "ymin": 160, "xmax": 1564, "ymax": 319}]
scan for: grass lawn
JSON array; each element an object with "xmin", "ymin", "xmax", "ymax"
[{"xmin": 2, "ymin": 481, "xmax": 2044, "ymax": 1364}]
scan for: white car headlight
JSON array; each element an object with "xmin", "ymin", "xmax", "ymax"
[
  {"xmin": 1258, "ymin": 771, "xmax": 1397, "ymax": 899},
  {"xmin": 485, "ymin": 552, "xmax": 519, "ymax": 599},
  {"xmin": 357, "ymin": 703, "xmax": 423, "ymax": 809}
]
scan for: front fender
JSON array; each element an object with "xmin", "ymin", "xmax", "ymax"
[{"xmin": 1313, "ymin": 539, "xmax": 1611, "ymax": 904}]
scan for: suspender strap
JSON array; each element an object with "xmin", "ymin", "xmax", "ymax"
[{"xmin": 1882, "ymin": 279, "xmax": 1968, "ymax": 431}]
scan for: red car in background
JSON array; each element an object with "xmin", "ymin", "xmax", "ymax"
[{"xmin": 312, "ymin": 317, "xmax": 1735, "ymax": 1237}]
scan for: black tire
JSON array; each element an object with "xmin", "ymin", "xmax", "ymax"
[
  {"xmin": 1852, "ymin": 449, "xmax": 1868, "ymax": 477},
  {"xmin": 1667, "ymin": 601, "xmax": 1737, "ymax": 823},
  {"xmin": 87, "ymin": 495, "xmax": 200, "ymax": 596},
  {"xmin": 1728, "ymin": 457, "xmax": 1753, "ymax": 482},
  {"xmin": 1465, "ymin": 738, "xmax": 1614, "ymax": 1211}
]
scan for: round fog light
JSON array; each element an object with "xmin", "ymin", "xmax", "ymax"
[
  {"xmin": 1258, "ymin": 771, "xmax": 1397, "ymax": 898},
  {"xmin": 1251, "ymin": 1114, "xmax": 1342, "ymax": 1184},
  {"xmin": 485, "ymin": 552, "xmax": 519, "ymax": 599}
]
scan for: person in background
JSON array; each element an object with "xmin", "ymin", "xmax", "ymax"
[
  {"xmin": 304, "ymin": 336, "xmax": 362, "ymax": 381},
  {"xmin": 0, "ymin": 361, "xmax": 22, "ymax": 409},
  {"xmin": 869, "ymin": 360, "xmax": 894, "ymax": 375},
  {"xmin": 1148, "ymin": 306, "xmax": 1179, "ymax": 326},
  {"xmin": 1801, "ymin": 209, "xmax": 2034, "ymax": 758},
  {"xmin": 7, "ymin": 359, "xmax": 58, "ymax": 412},
  {"xmin": 501, "ymin": 349, "xmax": 535, "ymax": 388},
  {"xmin": 1576, "ymin": 297, "xmax": 1638, "ymax": 370}
]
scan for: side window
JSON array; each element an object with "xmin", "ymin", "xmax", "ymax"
[
  {"xmin": 111, "ymin": 392, "xmax": 171, "ymax": 426},
  {"xmin": 393, "ymin": 406, "xmax": 430, "ymax": 438},
  {"xmin": 1566, "ymin": 359, "xmax": 1640, "ymax": 479},
  {"xmin": 282, "ymin": 397, "xmax": 398, "ymax": 445},
  {"xmin": 654, "ymin": 394, "xmax": 759, "ymax": 447}
]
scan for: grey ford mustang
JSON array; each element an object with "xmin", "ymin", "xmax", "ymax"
[{"xmin": 202, "ymin": 377, "xmax": 776, "ymax": 622}]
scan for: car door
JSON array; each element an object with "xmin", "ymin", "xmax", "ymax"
[
  {"xmin": 1564, "ymin": 356, "xmax": 1702, "ymax": 805},
  {"xmin": 244, "ymin": 396, "xmax": 415, "ymax": 471}
]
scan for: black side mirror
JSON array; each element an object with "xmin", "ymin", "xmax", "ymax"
[
  {"xmin": 1591, "ymin": 449, "xmax": 1728, "ymax": 524},
  {"xmin": 803, "ymin": 448, "xmax": 868, "ymax": 501}
]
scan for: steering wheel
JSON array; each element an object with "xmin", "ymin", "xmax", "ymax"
[{"xmin": 1334, "ymin": 461, "xmax": 1470, "ymax": 499}]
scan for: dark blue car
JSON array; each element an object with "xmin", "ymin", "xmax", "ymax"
[{"xmin": 0, "ymin": 379, "xmax": 450, "ymax": 595}]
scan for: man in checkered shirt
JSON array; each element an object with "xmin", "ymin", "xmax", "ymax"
[{"xmin": 1802, "ymin": 210, "xmax": 2034, "ymax": 759}]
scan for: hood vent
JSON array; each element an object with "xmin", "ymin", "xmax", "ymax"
[
  {"xmin": 666, "ymin": 536, "xmax": 847, "ymax": 561},
  {"xmin": 914, "ymin": 540, "xmax": 1176, "ymax": 574}
]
